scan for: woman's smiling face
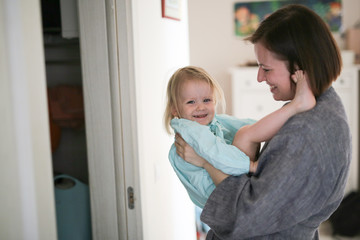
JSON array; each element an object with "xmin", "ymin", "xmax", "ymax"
[
  {"xmin": 174, "ymin": 79, "xmax": 215, "ymax": 126},
  {"xmin": 254, "ymin": 42, "xmax": 296, "ymax": 101}
]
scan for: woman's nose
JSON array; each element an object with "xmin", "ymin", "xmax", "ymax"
[{"xmin": 257, "ymin": 68, "xmax": 265, "ymax": 83}]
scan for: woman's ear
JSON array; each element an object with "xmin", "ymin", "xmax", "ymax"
[{"xmin": 293, "ymin": 64, "xmax": 302, "ymax": 73}]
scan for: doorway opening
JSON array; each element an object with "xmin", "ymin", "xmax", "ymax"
[{"xmin": 41, "ymin": 0, "xmax": 92, "ymax": 239}]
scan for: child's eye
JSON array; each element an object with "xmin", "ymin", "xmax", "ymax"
[
  {"xmin": 204, "ymin": 98, "xmax": 212, "ymax": 103},
  {"xmin": 186, "ymin": 100, "xmax": 195, "ymax": 104}
]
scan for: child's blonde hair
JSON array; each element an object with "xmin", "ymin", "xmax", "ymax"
[{"xmin": 164, "ymin": 66, "xmax": 226, "ymax": 134}]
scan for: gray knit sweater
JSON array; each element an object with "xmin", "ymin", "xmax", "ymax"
[{"xmin": 201, "ymin": 87, "xmax": 351, "ymax": 240}]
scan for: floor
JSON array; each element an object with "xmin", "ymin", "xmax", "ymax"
[
  {"xmin": 196, "ymin": 221, "xmax": 360, "ymax": 240},
  {"xmin": 319, "ymin": 221, "xmax": 360, "ymax": 240}
]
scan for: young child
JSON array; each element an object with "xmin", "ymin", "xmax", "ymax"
[{"xmin": 164, "ymin": 66, "xmax": 315, "ymax": 208}]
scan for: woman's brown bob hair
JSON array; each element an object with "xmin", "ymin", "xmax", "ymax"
[{"xmin": 245, "ymin": 4, "xmax": 342, "ymax": 97}]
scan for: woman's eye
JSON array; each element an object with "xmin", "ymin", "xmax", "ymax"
[{"xmin": 263, "ymin": 68, "xmax": 270, "ymax": 72}]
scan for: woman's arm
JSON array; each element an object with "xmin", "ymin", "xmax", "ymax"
[
  {"xmin": 175, "ymin": 134, "xmax": 258, "ymax": 185},
  {"xmin": 175, "ymin": 134, "xmax": 229, "ymax": 185},
  {"xmin": 171, "ymin": 118, "xmax": 251, "ymax": 176},
  {"xmin": 203, "ymin": 162, "xmax": 228, "ymax": 186}
]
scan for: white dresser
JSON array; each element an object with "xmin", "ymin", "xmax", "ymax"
[{"xmin": 231, "ymin": 66, "xmax": 359, "ymax": 194}]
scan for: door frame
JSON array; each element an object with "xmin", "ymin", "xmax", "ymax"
[{"xmin": 78, "ymin": 0, "xmax": 142, "ymax": 239}]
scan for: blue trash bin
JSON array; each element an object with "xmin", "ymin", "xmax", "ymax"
[{"xmin": 54, "ymin": 174, "xmax": 92, "ymax": 240}]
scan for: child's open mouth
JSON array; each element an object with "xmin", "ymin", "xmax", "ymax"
[{"xmin": 193, "ymin": 114, "xmax": 207, "ymax": 119}]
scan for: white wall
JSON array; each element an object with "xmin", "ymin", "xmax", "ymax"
[
  {"xmin": 132, "ymin": 0, "xmax": 196, "ymax": 239},
  {"xmin": 0, "ymin": 0, "xmax": 57, "ymax": 239},
  {"xmin": 188, "ymin": 0, "xmax": 360, "ymax": 114}
]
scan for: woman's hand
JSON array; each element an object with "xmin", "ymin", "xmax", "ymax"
[
  {"xmin": 175, "ymin": 133, "xmax": 230, "ymax": 185},
  {"xmin": 175, "ymin": 133, "xmax": 207, "ymax": 167},
  {"xmin": 250, "ymin": 160, "xmax": 258, "ymax": 174}
]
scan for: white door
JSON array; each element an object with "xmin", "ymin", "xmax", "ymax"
[{"xmin": 78, "ymin": 0, "xmax": 142, "ymax": 239}]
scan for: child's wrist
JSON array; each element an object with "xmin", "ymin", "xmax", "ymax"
[{"xmin": 285, "ymin": 101, "xmax": 301, "ymax": 115}]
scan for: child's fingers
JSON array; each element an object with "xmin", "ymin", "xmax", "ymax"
[
  {"xmin": 291, "ymin": 73, "xmax": 298, "ymax": 83},
  {"xmin": 292, "ymin": 70, "xmax": 305, "ymax": 84}
]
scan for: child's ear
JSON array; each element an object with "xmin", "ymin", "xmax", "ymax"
[{"xmin": 171, "ymin": 106, "xmax": 178, "ymax": 118}]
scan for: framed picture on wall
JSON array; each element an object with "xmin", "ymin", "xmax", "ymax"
[
  {"xmin": 162, "ymin": 0, "xmax": 181, "ymax": 21},
  {"xmin": 234, "ymin": 0, "xmax": 342, "ymax": 37}
]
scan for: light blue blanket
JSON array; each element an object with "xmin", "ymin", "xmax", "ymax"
[{"xmin": 169, "ymin": 114, "xmax": 255, "ymax": 208}]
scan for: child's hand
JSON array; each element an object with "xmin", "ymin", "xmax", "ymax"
[{"xmin": 291, "ymin": 70, "xmax": 316, "ymax": 113}]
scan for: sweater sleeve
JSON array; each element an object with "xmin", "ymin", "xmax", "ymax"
[{"xmin": 170, "ymin": 117, "xmax": 253, "ymax": 175}]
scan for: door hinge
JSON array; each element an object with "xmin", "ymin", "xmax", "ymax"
[{"xmin": 127, "ymin": 186, "xmax": 135, "ymax": 209}]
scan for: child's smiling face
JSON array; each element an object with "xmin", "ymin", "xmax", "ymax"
[{"xmin": 174, "ymin": 79, "xmax": 215, "ymax": 125}]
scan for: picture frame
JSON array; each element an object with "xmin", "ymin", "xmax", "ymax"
[
  {"xmin": 162, "ymin": 0, "xmax": 181, "ymax": 21},
  {"xmin": 234, "ymin": 0, "xmax": 342, "ymax": 37}
]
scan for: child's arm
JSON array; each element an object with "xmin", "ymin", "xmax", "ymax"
[
  {"xmin": 233, "ymin": 70, "xmax": 316, "ymax": 162},
  {"xmin": 202, "ymin": 160, "xmax": 258, "ymax": 184}
]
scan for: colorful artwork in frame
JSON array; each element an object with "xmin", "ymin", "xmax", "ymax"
[{"xmin": 234, "ymin": 0, "xmax": 342, "ymax": 37}]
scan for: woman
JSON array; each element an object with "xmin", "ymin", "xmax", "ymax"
[{"xmin": 175, "ymin": 4, "xmax": 351, "ymax": 239}]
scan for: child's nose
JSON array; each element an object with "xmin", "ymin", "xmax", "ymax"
[{"xmin": 196, "ymin": 103, "xmax": 205, "ymax": 110}]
